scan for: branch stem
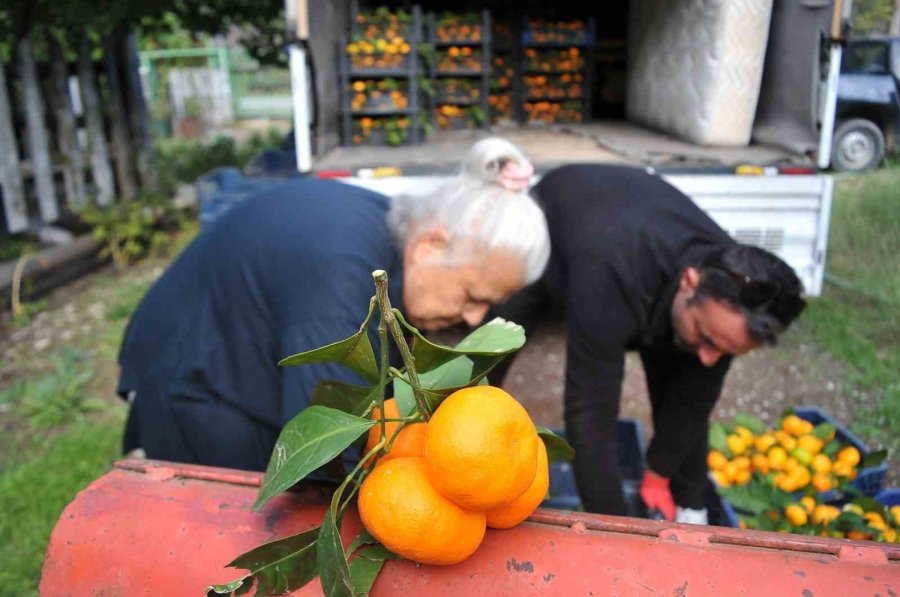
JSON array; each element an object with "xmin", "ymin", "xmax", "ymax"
[{"xmin": 372, "ymin": 270, "xmax": 432, "ymax": 418}]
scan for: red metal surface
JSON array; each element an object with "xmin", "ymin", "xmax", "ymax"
[{"xmin": 41, "ymin": 459, "xmax": 900, "ymax": 596}]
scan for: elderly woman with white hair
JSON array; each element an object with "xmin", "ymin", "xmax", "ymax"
[{"xmin": 116, "ymin": 138, "xmax": 549, "ymax": 472}]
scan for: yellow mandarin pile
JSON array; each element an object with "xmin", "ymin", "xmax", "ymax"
[{"xmin": 708, "ymin": 414, "xmax": 860, "ymax": 494}]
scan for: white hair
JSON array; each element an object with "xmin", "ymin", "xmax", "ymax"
[{"xmin": 389, "ymin": 138, "xmax": 550, "ymax": 285}]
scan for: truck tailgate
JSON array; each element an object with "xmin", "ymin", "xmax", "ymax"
[{"xmin": 41, "ymin": 459, "xmax": 899, "ymax": 596}]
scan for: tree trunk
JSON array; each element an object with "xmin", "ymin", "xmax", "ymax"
[
  {"xmin": 49, "ymin": 35, "xmax": 88, "ymax": 209},
  {"xmin": 0, "ymin": 60, "xmax": 28, "ymax": 233},
  {"xmin": 77, "ymin": 35, "xmax": 115, "ymax": 205},
  {"xmin": 123, "ymin": 30, "xmax": 159, "ymax": 191},
  {"xmin": 103, "ymin": 28, "xmax": 138, "ymax": 201},
  {"xmin": 891, "ymin": 0, "xmax": 900, "ymax": 35},
  {"xmin": 17, "ymin": 33, "xmax": 59, "ymax": 224}
]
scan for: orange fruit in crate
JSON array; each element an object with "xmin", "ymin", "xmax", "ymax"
[
  {"xmin": 358, "ymin": 457, "xmax": 486, "ymax": 565},
  {"xmin": 811, "ymin": 454, "xmax": 832, "ymax": 475},
  {"xmin": 363, "ymin": 398, "xmax": 427, "ymax": 467},
  {"xmin": 733, "ymin": 456, "xmax": 752, "ymax": 471},
  {"xmin": 790, "ymin": 466, "xmax": 812, "ymax": 490},
  {"xmin": 710, "ymin": 471, "xmax": 731, "ymax": 488},
  {"xmin": 811, "ymin": 473, "xmax": 833, "ymax": 493},
  {"xmin": 707, "ymin": 450, "xmax": 728, "ymax": 471},
  {"xmin": 723, "ymin": 461, "xmax": 739, "ymax": 483},
  {"xmin": 812, "ymin": 504, "xmax": 841, "ymax": 525},
  {"xmin": 734, "ymin": 469, "xmax": 752, "ymax": 486},
  {"xmin": 797, "ymin": 434, "xmax": 823, "ymax": 455},
  {"xmin": 767, "ymin": 446, "xmax": 788, "ymax": 470},
  {"xmin": 726, "ymin": 435, "xmax": 747, "ymax": 456},
  {"xmin": 837, "ymin": 446, "xmax": 861, "ymax": 467},
  {"xmin": 785, "ymin": 504, "xmax": 808, "ymax": 526},
  {"xmin": 800, "ymin": 496, "xmax": 816, "ymax": 514},
  {"xmin": 752, "ymin": 453, "xmax": 770, "ymax": 474},
  {"xmin": 424, "ymin": 386, "xmax": 539, "ymax": 511},
  {"xmin": 753, "ymin": 433, "xmax": 778, "ymax": 454}
]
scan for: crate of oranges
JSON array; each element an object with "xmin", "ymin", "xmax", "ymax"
[
  {"xmin": 346, "ymin": 36, "xmax": 414, "ymax": 72},
  {"xmin": 351, "ymin": 116, "xmax": 415, "ymax": 146},
  {"xmin": 349, "ymin": 79, "xmax": 410, "ymax": 112},
  {"xmin": 434, "ymin": 11, "xmax": 483, "ymax": 43},
  {"xmin": 740, "ymin": 492, "xmax": 900, "ymax": 543},
  {"xmin": 523, "ymin": 19, "xmax": 592, "ymax": 46},
  {"xmin": 354, "ymin": 6, "xmax": 414, "ymax": 39},
  {"xmin": 435, "ymin": 104, "xmax": 486, "ymax": 130},
  {"xmin": 708, "ymin": 407, "xmax": 888, "ymax": 526},
  {"xmin": 523, "ymin": 100, "xmax": 583, "ymax": 124},
  {"xmin": 436, "ymin": 46, "xmax": 483, "ymax": 73}
]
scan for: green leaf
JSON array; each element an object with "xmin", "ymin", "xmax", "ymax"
[
  {"xmin": 255, "ymin": 407, "xmax": 375, "ymax": 510},
  {"xmin": 537, "ymin": 427, "xmax": 575, "ymax": 462},
  {"xmin": 349, "ymin": 546, "xmax": 395, "ymax": 596},
  {"xmin": 347, "ymin": 529, "xmax": 379, "ymax": 556},
  {"xmin": 834, "ymin": 511, "xmax": 870, "ymax": 533},
  {"xmin": 311, "ymin": 381, "xmax": 379, "ymax": 417},
  {"xmin": 823, "ymin": 438, "xmax": 842, "ymax": 457},
  {"xmin": 279, "ymin": 300, "xmax": 379, "ymax": 382},
  {"xmin": 851, "ymin": 497, "xmax": 884, "ymax": 513},
  {"xmin": 862, "ymin": 448, "xmax": 887, "ymax": 468},
  {"xmin": 734, "ymin": 413, "xmax": 767, "ymax": 436},
  {"xmin": 349, "ymin": 555, "xmax": 384, "ymax": 596},
  {"xmin": 813, "ymin": 423, "xmax": 836, "ymax": 441},
  {"xmin": 205, "ymin": 528, "xmax": 319, "ymax": 596},
  {"xmin": 720, "ymin": 482, "xmax": 791, "ymax": 515},
  {"xmin": 395, "ymin": 311, "xmax": 525, "ymax": 376},
  {"xmin": 393, "ymin": 356, "xmax": 475, "ymax": 416},
  {"xmin": 709, "ymin": 423, "xmax": 729, "ymax": 456},
  {"xmin": 206, "ymin": 577, "xmax": 250, "ymax": 596},
  {"xmin": 836, "ymin": 479, "xmax": 863, "ymax": 498},
  {"xmin": 318, "ymin": 510, "xmax": 353, "ymax": 597},
  {"xmin": 356, "ymin": 544, "xmax": 395, "ymax": 561}
]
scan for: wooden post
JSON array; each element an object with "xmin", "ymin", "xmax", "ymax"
[
  {"xmin": 123, "ymin": 30, "xmax": 159, "ymax": 191},
  {"xmin": 49, "ymin": 35, "xmax": 88, "ymax": 209},
  {"xmin": 17, "ymin": 33, "xmax": 59, "ymax": 223},
  {"xmin": 891, "ymin": 0, "xmax": 900, "ymax": 35},
  {"xmin": 78, "ymin": 35, "xmax": 115, "ymax": 205},
  {"xmin": 0, "ymin": 60, "xmax": 28, "ymax": 233},
  {"xmin": 103, "ymin": 29, "xmax": 138, "ymax": 201}
]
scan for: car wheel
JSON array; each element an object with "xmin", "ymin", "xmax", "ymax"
[{"xmin": 831, "ymin": 119, "xmax": 886, "ymax": 173}]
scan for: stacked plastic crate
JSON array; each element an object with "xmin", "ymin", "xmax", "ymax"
[
  {"xmin": 489, "ymin": 20, "xmax": 515, "ymax": 124},
  {"xmin": 518, "ymin": 18, "xmax": 595, "ymax": 125},
  {"xmin": 340, "ymin": 5, "xmax": 425, "ymax": 146},
  {"xmin": 427, "ymin": 10, "xmax": 491, "ymax": 131}
]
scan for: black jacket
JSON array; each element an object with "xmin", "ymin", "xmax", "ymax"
[{"xmin": 495, "ymin": 164, "xmax": 736, "ymax": 481}]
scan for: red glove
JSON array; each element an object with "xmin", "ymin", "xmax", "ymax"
[{"xmin": 640, "ymin": 469, "xmax": 677, "ymax": 521}]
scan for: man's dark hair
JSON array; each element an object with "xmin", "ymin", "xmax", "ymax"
[{"xmin": 692, "ymin": 245, "xmax": 807, "ymax": 344}]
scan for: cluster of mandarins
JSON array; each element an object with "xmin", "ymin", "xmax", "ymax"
[{"xmin": 357, "ymin": 386, "xmax": 549, "ymax": 565}]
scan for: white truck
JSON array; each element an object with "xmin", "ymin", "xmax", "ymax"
[{"xmin": 281, "ymin": 0, "xmax": 853, "ymax": 297}]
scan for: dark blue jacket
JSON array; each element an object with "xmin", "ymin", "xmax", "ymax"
[{"xmin": 118, "ymin": 178, "xmax": 402, "ymax": 470}]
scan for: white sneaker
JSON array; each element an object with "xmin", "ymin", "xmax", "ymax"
[{"xmin": 675, "ymin": 507, "xmax": 708, "ymax": 525}]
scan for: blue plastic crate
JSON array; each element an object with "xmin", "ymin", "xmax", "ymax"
[
  {"xmin": 543, "ymin": 420, "xmax": 646, "ymax": 517},
  {"xmin": 196, "ymin": 167, "xmax": 287, "ymax": 230},
  {"xmin": 875, "ymin": 489, "xmax": 900, "ymax": 507},
  {"xmin": 794, "ymin": 406, "xmax": 887, "ymax": 498},
  {"xmin": 543, "ymin": 420, "xmax": 737, "ymax": 527}
]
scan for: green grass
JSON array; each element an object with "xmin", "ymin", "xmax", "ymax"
[
  {"xmin": 0, "ymin": 416, "xmax": 123, "ymax": 594},
  {"xmin": 802, "ymin": 163, "xmax": 900, "ymax": 460},
  {"xmin": 0, "ymin": 222, "xmax": 199, "ymax": 591}
]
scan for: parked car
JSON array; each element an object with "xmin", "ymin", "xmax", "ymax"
[{"xmin": 833, "ymin": 36, "xmax": 900, "ymax": 172}]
